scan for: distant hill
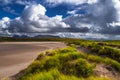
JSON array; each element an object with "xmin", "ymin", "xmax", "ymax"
[
  {"xmin": 12, "ymin": 35, "xmax": 29, "ymax": 38},
  {"xmin": 34, "ymin": 35, "xmax": 60, "ymax": 38},
  {"xmin": 12, "ymin": 34, "xmax": 60, "ymax": 38}
]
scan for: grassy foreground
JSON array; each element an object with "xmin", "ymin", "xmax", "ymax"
[
  {"xmin": 3, "ymin": 38, "xmax": 119, "ymax": 80},
  {"xmin": 18, "ymin": 47, "xmax": 111, "ymax": 80}
]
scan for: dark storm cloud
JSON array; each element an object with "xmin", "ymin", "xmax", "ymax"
[{"xmin": 64, "ymin": 0, "xmax": 120, "ymax": 35}]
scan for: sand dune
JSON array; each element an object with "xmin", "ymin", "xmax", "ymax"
[{"xmin": 0, "ymin": 42, "xmax": 66, "ymax": 79}]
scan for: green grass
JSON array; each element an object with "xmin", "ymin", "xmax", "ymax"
[
  {"xmin": 86, "ymin": 43, "xmax": 120, "ymax": 63},
  {"xmin": 19, "ymin": 69, "xmax": 83, "ymax": 80},
  {"xmin": 20, "ymin": 68, "xmax": 110, "ymax": 80},
  {"xmin": 66, "ymin": 40, "xmax": 120, "ymax": 63},
  {"xmin": 6, "ymin": 37, "xmax": 119, "ymax": 80},
  {"xmin": 25, "ymin": 47, "xmax": 95, "ymax": 77},
  {"xmin": 18, "ymin": 47, "xmax": 115, "ymax": 80}
]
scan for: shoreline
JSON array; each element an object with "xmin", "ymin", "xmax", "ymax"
[{"xmin": 0, "ymin": 42, "xmax": 66, "ymax": 79}]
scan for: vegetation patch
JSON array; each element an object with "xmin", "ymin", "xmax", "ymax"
[
  {"xmin": 10, "ymin": 38, "xmax": 120, "ymax": 80},
  {"xmin": 18, "ymin": 46, "xmax": 113, "ymax": 80}
]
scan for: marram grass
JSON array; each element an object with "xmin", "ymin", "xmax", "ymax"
[{"xmin": 19, "ymin": 47, "xmax": 113, "ymax": 80}]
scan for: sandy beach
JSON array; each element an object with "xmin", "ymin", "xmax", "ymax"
[{"xmin": 0, "ymin": 42, "xmax": 66, "ymax": 79}]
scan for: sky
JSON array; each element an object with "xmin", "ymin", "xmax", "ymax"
[{"xmin": 0, "ymin": 0, "xmax": 120, "ymax": 40}]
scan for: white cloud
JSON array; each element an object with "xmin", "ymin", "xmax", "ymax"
[
  {"xmin": 0, "ymin": 17, "xmax": 11, "ymax": 36},
  {"xmin": 0, "ymin": 17, "xmax": 10, "ymax": 28},
  {"xmin": 67, "ymin": 7, "xmax": 86, "ymax": 15},
  {"xmin": 112, "ymin": 0, "xmax": 120, "ymax": 21},
  {"xmin": 15, "ymin": 0, "xmax": 32, "ymax": 5},
  {"xmin": 45, "ymin": 0, "xmax": 99, "ymax": 6},
  {"xmin": 108, "ymin": 22, "xmax": 120, "ymax": 27},
  {"xmin": 22, "ymin": 4, "xmax": 47, "ymax": 21},
  {"xmin": 87, "ymin": 0, "xmax": 98, "ymax": 4},
  {"xmin": 45, "ymin": 0, "xmax": 87, "ymax": 6},
  {"xmin": 51, "ymin": 15, "xmax": 62, "ymax": 21},
  {"xmin": 67, "ymin": 10, "xmax": 76, "ymax": 15},
  {"xmin": 2, "ymin": 17, "xmax": 10, "ymax": 22},
  {"xmin": 0, "ymin": 4, "xmax": 70, "ymax": 34}
]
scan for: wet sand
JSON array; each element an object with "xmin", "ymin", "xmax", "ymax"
[{"xmin": 0, "ymin": 42, "xmax": 66, "ymax": 79}]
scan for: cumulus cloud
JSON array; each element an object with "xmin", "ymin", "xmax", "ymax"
[
  {"xmin": 0, "ymin": 17, "xmax": 10, "ymax": 29},
  {"xmin": 1, "ymin": 4, "xmax": 70, "ymax": 34},
  {"xmin": 0, "ymin": 17, "xmax": 11, "ymax": 35},
  {"xmin": 22, "ymin": 4, "xmax": 46, "ymax": 20}
]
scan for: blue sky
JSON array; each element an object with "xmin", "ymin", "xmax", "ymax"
[
  {"xmin": 0, "ymin": 0, "xmax": 87, "ymax": 19},
  {"xmin": 0, "ymin": 0, "xmax": 120, "ymax": 40},
  {"xmin": 0, "ymin": 4, "xmax": 24, "ymax": 19}
]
